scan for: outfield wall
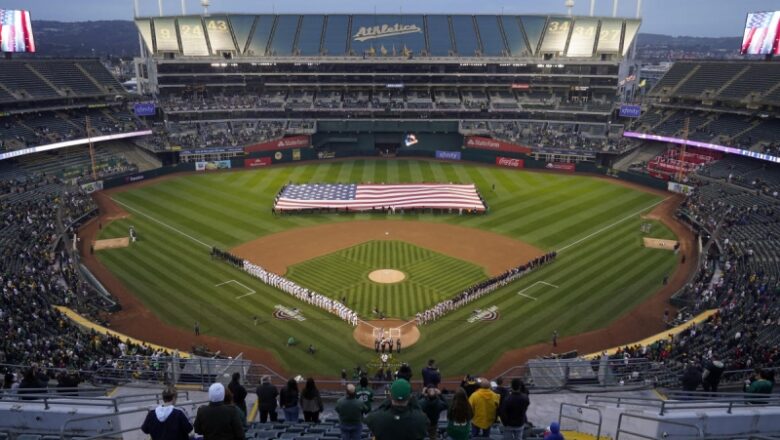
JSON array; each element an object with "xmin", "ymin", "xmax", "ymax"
[{"xmin": 103, "ymin": 147, "xmax": 668, "ymax": 191}]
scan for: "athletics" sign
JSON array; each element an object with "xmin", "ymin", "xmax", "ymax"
[{"xmin": 353, "ymin": 24, "xmax": 422, "ymax": 42}]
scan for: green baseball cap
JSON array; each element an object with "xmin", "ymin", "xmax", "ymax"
[{"xmin": 390, "ymin": 379, "xmax": 412, "ymax": 401}]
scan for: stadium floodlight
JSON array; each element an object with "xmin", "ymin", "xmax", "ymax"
[
  {"xmin": 636, "ymin": 0, "xmax": 642, "ymax": 18},
  {"xmin": 590, "ymin": 0, "xmax": 596, "ymax": 16},
  {"xmin": 565, "ymin": 0, "xmax": 575, "ymax": 17},
  {"xmin": 201, "ymin": 0, "xmax": 210, "ymax": 15}
]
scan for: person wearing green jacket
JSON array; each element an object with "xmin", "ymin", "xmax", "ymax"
[
  {"xmin": 745, "ymin": 369, "xmax": 774, "ymax": 404},
  {"xmin": 365, "ymin": 379, "xmax": 428, "ymax": 440},
  {"xmin": 355, "ymin": 376, "xmax": 374, "ymax": 414},
  {"xmin": 336, "ymin": 384, "xmax": 368, "ymax": 440}
]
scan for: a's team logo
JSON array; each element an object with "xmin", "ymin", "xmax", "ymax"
[
  {"xmin": 353, "ymin": 24, "xmax": 422, "ymax": 42},
  {"xmin": 467, "ymin": 306, "xmax": 499, "ymax": 323},
  {"xmin": 274, "ymin": 151, "xmax": 283, "ymax": 160},
  {"xmin": 273, "ymin": 305, "xmax": 306, "ymax": 321}
]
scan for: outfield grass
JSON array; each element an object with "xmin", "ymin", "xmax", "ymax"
[
  {"xmin": 286, "ymin": 240, "xmax": 487, "ymax": 318},
  {"xmin": 97, "ymin": 159, "xmax": 678, "ymax": 375}
]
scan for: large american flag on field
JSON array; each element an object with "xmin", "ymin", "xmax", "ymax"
[
  {"xmin": 741, "ymin": 11, "xmax": 780, "ymax": 55},
  {"xmin": 274, "ymin": 183, "xmax": 486, "ymax": 212},
  {"xmin": 0, "ymin": 10, "xmax": 36, "ymax": 53}
]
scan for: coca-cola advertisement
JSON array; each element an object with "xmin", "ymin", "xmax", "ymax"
[
  {"xmin": 495, "ymin": 157, "xmax": 524, "ymax": 168},
  {"xmin": 545, "ymin": 162, "xmax": 576, "ymax": 172},
  {"xmin": 465, "ymin": 136, "xmax": 532, "ymax": 154},
  {"xmin": 244, "ymin": 157, "xmax": 272, "ymax": 168},
  {"xmin": 245, "ymin": 135, "xmax": 310, "ymax": 153}
]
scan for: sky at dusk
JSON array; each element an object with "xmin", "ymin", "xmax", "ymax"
[{"xmin": 0, "ymin": 0, "xmax": 777, "ymax": 37}]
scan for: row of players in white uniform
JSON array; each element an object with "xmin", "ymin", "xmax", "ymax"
[
  {"xmin": 415, "ymin": 266, "xmax": 537, "ymax": 325},
  {"xmin": 243, "ymin": 261, "xmax": 359, "ymax": 326}
]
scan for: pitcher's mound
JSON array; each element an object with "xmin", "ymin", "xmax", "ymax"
[{"xmin": 368, "ymin": 269, "xmax": 406, "ymax": 284}]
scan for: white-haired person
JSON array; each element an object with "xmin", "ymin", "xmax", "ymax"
[{"xmin": 194, "ymin": 382, "xmax": 245, "ymax": 440}]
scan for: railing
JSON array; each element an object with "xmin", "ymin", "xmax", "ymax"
[
  {"xmin": 59, "ymin": 398, "xmax": 209, "ymax": 440},
  {"xmin": 616, "ymin": 413, "xmax": 703, "ymax": 439},
  {"xmin": 586, "ymin": 391, "xmax": 780, "ymax": 416},
  {"xmin": 559, "ymin": 402, "xmax": 603, "ymax": 439},
  {"xmin": 0, "ymin": 388, "xmax": 190, "ymax": 413}
]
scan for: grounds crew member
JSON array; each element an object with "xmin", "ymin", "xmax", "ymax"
[{"xmin": 365, "ymin": 379, "xmax": 428, "ymax": 440}]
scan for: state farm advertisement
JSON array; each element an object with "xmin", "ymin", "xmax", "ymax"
[
  {"xmin": 495, "ymin": 156, "xmax": 524, "ymax": 168},
  {"xmin": 244, "ymin": 157, "xmax": 272, "ymax": 168},
  {"xmin": 244, "ymin": 135, "xmax": 310, "ymax": 153},
  {"xmin": 465, "ymin": 136, "xmax": 532, "ymax": 154},
  {"xmin": 545, "ymin": 162, "xmax": 575, "ymax": 172}
]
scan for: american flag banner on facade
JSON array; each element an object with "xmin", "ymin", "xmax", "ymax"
[
  {"xmin": 274, "ymin": 183, "xmax": 487, "ymax": 212},
  {"xmin": 741, "ymin": 11, "xmax": 780, "ymax": 55},
  {"xmin": 0, "ymin": 10, "xmax": 36, "ymax": 53}
]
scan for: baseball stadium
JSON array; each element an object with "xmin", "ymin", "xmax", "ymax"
[{"xmin": 0, "ymin": 0, "xmax": 779, "ymax": 439}]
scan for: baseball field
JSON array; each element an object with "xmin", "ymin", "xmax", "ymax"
[{"xmin": 92, "ymin": 159, "xmax": 680, "ymax": 376}]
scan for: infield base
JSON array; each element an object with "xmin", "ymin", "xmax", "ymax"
[{"xmin": 354, "ymin": 319, "xmax": 420, "ymax": 349}]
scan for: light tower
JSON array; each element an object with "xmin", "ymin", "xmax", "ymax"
[
  {"xmin": 612, "ymin": 0, "xmax": 619, "ymax": 17},
  {"xmin": 590, "ymin": 0, "xmax": 596, "ymax": 16},
  {"xmin": 201, "ymin": 0, "xmax": 210, "ymax": 15},
  {"xmin": 565, "ymin": 0, "xmax": 575, "ymax": 17}
]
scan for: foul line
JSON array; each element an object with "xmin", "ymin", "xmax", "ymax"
[
  {"xmin": 556, "ymin": 197, "xmax": 670, "ymax": 253},
  {"xmin": 517, "ymin": 281, "xmax": 559, "ymax": 300},
  {"xmin": 111, "ymin": 198, "xmax": 213, "ymax": 249},
  {"xmin": 216, "ymin": 280, "xmax": 256, "ymax": 299}
]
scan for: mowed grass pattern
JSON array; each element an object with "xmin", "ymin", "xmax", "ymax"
[
  {"xmin": 286, "ymin": 240, "xmax": 487, "ymax": 318},
  {"xmin": 97, "ymin": 159, "xmax": 677, "ymax": 375}
]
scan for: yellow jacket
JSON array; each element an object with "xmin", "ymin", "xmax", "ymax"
[{"xmin": 468, "ymin": 388, "xmax": 500, "ymax": 429}]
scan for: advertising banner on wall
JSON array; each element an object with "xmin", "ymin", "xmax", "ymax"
[
  {"xmin": 495, "ymin": 156, "xmax": 524, "ymax": 168},
  {"xmin": 80, "ymin": 180, "xmax": 104, "ymax": 194},
  {"xmin": 668, "ymin": 181, "xmax": 694, "ymax": 195},
  {"xmin": 435, "ymin": 150, "xmax": 462, "ymax": 160},
  {"xmin": 545, "ymin": 162, "xmax": 576, "ymax": 172},
  {"xmin": 244, "ymin": 135, "xmax": 311, "ymax": 153},
  {"xmin": 292, "ymin": 149, "xmax": 301, "ymax": 161},
  {"xmin": 465, "ymin": 136, "xmax": 532, "ymax": 155},
  {"xmin": 619, "ymin": 104, "xmax": 642, "ymax": 118},
  {"xmin": 133, "ymin": 102, "xmax": 156, "ymax": 116},
  {"xmin": 244, "ymin": 157, "xmax": 272, "ymax": 168},
  {"xmin": 195, "ymin": 160, "xmax": 232, "ymax": 171}
]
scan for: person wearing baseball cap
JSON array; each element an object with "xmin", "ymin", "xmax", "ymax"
[
  {"xmin": 365, "ymin": 379, "xmax": 428, "ymax": 440},
  {"xmin": 193, "ymin": 383, "xmax": 245, "ymax": 440}
]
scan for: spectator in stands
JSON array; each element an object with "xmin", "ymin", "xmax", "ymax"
[
  {"xmin": 421, "ymin": 359, "xmax": 441, "ymax": 389},
  {"xmin": 194, "ymin": 383, "xmax": 245, "ymax": 440},
  {"xmin": 680, "ymin": 362, "xmax": 702, "ymax": 395},
  {"xmin": 255, "ymin": 376, "xmax": 278, "ymax": 423},
  {"xmin": 17, "ymin": 367, "xmax": 44, "ymax": 400},
  {"xmin": 544, "ymin": 422, "xmax": 565, "ymax": 440},
  {"xmin": 468, "ymin": 378, "xmax": 500, "ymax": 437},
  {"xmin": 446, "ymin": 388, "xmax": 473, "ymax": 440},
  {"xmin": 300, "ymin": 377, "xmax": 324, "ymax": 423},
  {"xmin": 224, "ymin": 387, "xmax": 247, "ymax": 430},
  {"xmin": 745, "ymin": 369, "xmax": 774, "ymax": 402},
  {"xmin": 499, "ymin": 378, "xmax": 530, "ymax": 440},
  {"xmin": 365, "ymin": 379, "xmax": 428, "ymax": 440},
  {"xmin": 460, "ymin": 374, "xmax": 479, "ymax": 397},
  {"xmin": 419, "ymin": 387, "xmax": 448, "ymax": 440},
  {"xmin": 492, "ymin": 377, "xmax": 509, "ymax": 405},
  {"xmin": 702, "ymin": 359, "xmax": 725, "ymax": 393},
  {"xmin": 335, "ymin": 383, "xmax": 367, "ymax": 440},
  {"xmin": 141, "ymin": 385, "xmax": 193, "ymax": 440},
  {"xmin": 355, "ymin": 376, "xmax": 374, "ymax": 414},
  {"xmin": 228, "ymin": 372, "xmax": 248, "ymax": 419},
  {"xmin": 279, "ymin": 378, "xmax": 300, "ymax": 423},
  {"xmin": 397, "ymin": 363, "xmax": 413, "ymax": 382}
]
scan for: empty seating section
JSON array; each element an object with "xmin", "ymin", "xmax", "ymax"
[
  {"xmin": 0, "ymin": 60, "xmax": 124, "ymax": 102},
  {"xmin": 0, "ymin": 63, "xmax": 60, "ymax": 100},
  {"xmin": 707, "ymin": 114, "xmax": 755, "ymax": 139},
  {"xmin": 675, "ymin": 63, "xmax": 746, "ymax": 97},
  {"xmin": 76, "ymin": 60, "xmax": 124, "ymax": 92},
  {"xmin": 34, "ymin": 62, "xmax": 102, "ymax": 96},
  {"xmin": 735, "ymin": 119, "xmax": 780, "ymax": 148},
  {"xmin": 718, "ymin": 64, "xmax": 780, "ymax": 102},
  {"xmin": 651, "ymin": 62, "xmax": 696, "ymax": 93}
]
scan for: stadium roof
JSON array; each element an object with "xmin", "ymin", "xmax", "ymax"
[{"xmin": 135, "ymin": 14, "xmax": 640, "ymax": 60}]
